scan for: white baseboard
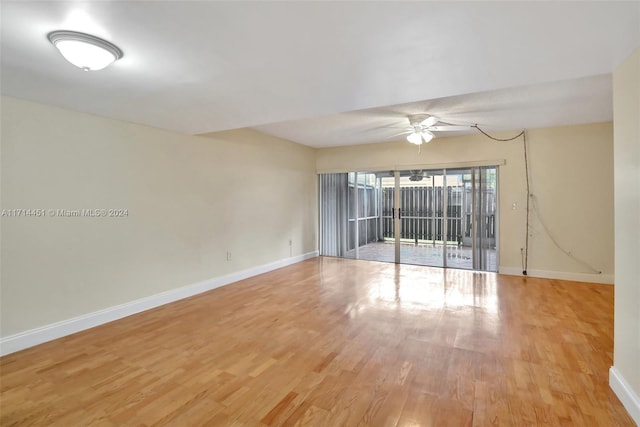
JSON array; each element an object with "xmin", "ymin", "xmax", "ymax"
[
  {"xmin": 610, "ymin": 366, "xmax": 640, "ymax": 425},
  {"xmin": 0, "ymin": 251, "xmax": 319, "ymax": 357},
  {"xmin": 498, "ymin": 266, "xmax": 614, "ymax": 284}
]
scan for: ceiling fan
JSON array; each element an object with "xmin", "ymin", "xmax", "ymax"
[
  {"xmin": 400, "ymin": 114, "xmax": 471, "ymax": 145},
  {"xmin": 408, "ymin": 169, "xmax": 429, "ymax": 181}
]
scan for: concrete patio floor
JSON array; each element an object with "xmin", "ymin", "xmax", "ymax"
[{"xmin": 344, "ymin": 241, "xmax": 497, "ymax": 271}]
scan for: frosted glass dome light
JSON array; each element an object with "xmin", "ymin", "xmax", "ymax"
[
  {"xmin": 407, "ymin": 130, "xmax": 434, "ymax": 145},
  {"xmin": 48, "ymin": 30, "xmax": 123, "ymax": 71},
  {"xmin": 407, "ymin": 132, "xmax": 423, "ymax": 145},
  {"xmin": 421, "ymin": 130, "xmax": 434, "ymax": 143}
]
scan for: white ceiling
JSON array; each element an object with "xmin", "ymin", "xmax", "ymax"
[
  {"xmin": 254, "ymin": 74, "xmax": 614, "ymax": 147},
  {"xmin": 1, "ymin": 1, "xmax": 639, "ymax": 148}
]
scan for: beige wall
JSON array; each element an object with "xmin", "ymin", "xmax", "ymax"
[
  {"xmin": 316, "ymin": 122, "xmax": 614, "ymax": 282},
  {"xmin": 0, "ymin": 96, "xmax": 317, "ymax": 337},
  {"xmin": 613, "ymin": 48, "xmax": 640, "ymax": 408},
  {"xmin": 0, "ymin": 95, "xmax": 620, "ymax": 342}
]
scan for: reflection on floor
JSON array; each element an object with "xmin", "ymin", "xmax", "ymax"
[
  {"xmin": 345, "ymin": 240, "xmax": 497, "ymax": 271},
  {"xmin": 1, "ymin": 257, "xmax": 633, "ymax": 425}
]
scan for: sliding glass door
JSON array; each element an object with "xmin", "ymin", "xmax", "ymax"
[
  {"xmin": 345, "ymin": 172, "xmax": 387, "ymax": 260},
  {"xmin": 471, "ymin": 167, "xmax": 498, "ymax": 271},
  {"xmin": 319, "ymin": 172, "xmax": 393, "ymax": 261},
  {"xmin": 445, "ymin": 168, "xmax": 472, "ymax": 270},
  {"xmin": 319, "ymin": 166, "xmax": 498, "ymax": 272},
  {"xmin": 395, "ymin": 169, "xmax": 445, "ymax": 267}
]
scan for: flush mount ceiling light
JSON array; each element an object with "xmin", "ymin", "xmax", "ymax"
[{"xmin": 48, "ymin": 30, "xmax": 123, "ymax": 71}]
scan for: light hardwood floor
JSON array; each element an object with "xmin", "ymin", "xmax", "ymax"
[{"xmin": 0, "ymin": 257, "xmax": 634, "ymax": 426}]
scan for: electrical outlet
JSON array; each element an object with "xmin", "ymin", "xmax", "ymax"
[{"xmin": 226, "ymin": 251, "xmax": 232, "ymax": 261}]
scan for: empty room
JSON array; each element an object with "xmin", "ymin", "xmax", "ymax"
[{"xmin": 1, "ymin": 1, "xmax": 639, "ymax": 426}]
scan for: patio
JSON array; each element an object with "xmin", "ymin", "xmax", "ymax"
[{"xmin": 345, "ymin": 240, "xmax": 497, "ymax": 271}]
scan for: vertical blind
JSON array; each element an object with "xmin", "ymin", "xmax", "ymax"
[{"xmin": 319, "ymin": 173, "xmax": 349, "ymax": 256}]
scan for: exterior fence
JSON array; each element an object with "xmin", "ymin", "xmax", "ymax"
[{"xmin": 381, "ymin": 187, "xmax": 496, "ymax": 245}]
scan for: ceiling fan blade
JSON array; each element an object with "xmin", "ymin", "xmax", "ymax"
[
  {"xmin": 420, "ymin": 116, "xmax": 439, "ymax": 128},
  {"xmin": 429, "ymin": 125, "xmax": 472, "ymax": 132},
  {"xmin": 385, "ymin": 130, "xmax": 411, "ymax": 139},
  {"xmin": 367, "ymin": 122, "xmax": 408, "ymax": 131}
]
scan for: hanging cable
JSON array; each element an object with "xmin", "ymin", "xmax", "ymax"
[
  {"xmin": 530, "ymin": 194, "xmax": 602, "ymax": 274},
  {"xmin": 472, "ymin": 124, "xmax": 524, "ymax": 141},
  {"xmin": 473, "ymin": 124, "xmax": 530, "ymax": 274},
  {"xmin": 473, "ymin": 124, "xmax": 602, "ymax": 276},
  {"xmin": 522, "ymin": 130, "xmax": 530, "ymax": 275}
]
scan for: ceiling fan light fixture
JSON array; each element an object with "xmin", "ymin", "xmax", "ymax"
[
  {"xmin": 407, "ymin": 132, "xmax": 423, "ymax": 145},
  {"xmin": 48, "ymin": 30, "xmax": 123, "ymax": 71},
  {"xmin": 421, "ymin": 131, "xmax": 434, "ymax": 143}
]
